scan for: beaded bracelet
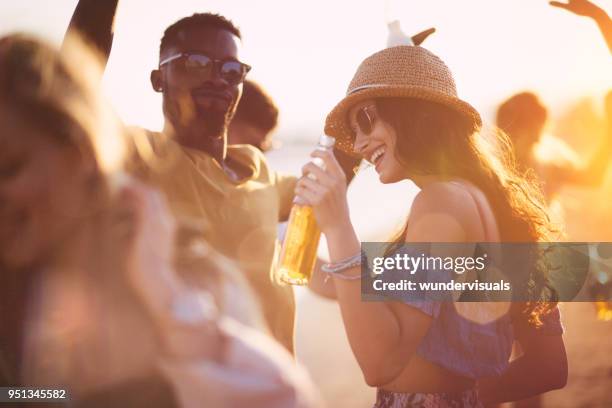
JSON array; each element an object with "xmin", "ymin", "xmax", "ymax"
[
  {"xmin": 322, "ymin": 251, "xmax": 365, "ymax": 282},
  {"xmin": 321, "ymin": 252, "xmax": 362, "ymax": 273}
]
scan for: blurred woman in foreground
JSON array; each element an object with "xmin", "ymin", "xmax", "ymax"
[
  {"xmin": 301, "ymin": 45, "xmax": 568, "ymax": 407},
  {"xmin": 0, "ymin": 33, "xmax": 319, "ymax": 407}
]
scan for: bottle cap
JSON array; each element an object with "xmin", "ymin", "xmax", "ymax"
[{"xmin": 318, "ymin": 134, "xmax": 335, "ymax": 148}]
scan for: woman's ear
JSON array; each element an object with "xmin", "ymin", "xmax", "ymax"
[{"xmin": 150, "ymin": 69, "xmax": 163, "ymax": 93}]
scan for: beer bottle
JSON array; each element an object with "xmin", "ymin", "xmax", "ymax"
[{"xmin": 278, "ymin": 135, "xmax": 335, "ymax": 285}]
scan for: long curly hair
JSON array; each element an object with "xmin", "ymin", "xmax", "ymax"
[{"xmin": 377, "ymin": 97, "xmax": 561, "ymax": 325}]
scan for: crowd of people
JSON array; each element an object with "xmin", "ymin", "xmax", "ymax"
[{"xmin": 1, "ymin": 0, "xmax": 610, "ymax": 407}]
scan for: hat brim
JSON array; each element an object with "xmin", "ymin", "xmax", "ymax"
[{"xmin": 324, "ymin": 85, "xmax": 483, "ymax": 155}]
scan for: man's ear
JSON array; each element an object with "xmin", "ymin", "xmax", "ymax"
[{"xmin": 150, "ymin": 69, "xmax": 164, "ymax": 92}]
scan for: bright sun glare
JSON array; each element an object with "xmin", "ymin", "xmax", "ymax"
[{"xmin": 1, "ymin": 0, "xmax": 611, "ymax": 141}]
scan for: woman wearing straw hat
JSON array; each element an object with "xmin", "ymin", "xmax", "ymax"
[{"xmin": 295, "ymin": 45, "xmax": 568, "ymax": 407}]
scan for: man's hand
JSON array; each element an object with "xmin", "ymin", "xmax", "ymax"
[
  {"xmin": 550, "ymin": 0, "xmax": 606, "ymax": 19},
  {"xmin": 550, "ymin": 0, "xmax": 612, "ymax": 52}
]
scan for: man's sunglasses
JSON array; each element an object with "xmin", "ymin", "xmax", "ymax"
[
  {"xmin": 159, "ymin": 52, "xmax": 252, "ymax": 85},
  {"xmin": 353, "ymin": 105, "xmax": 376, "ymax": 135}
]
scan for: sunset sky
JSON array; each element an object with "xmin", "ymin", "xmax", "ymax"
[{"xmin": 2, "ymin": 0, "xmax": 611, "ymax": 142}]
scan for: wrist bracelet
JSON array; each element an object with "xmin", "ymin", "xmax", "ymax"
[
  {"xmin": 323, "ymin": 267, "xmax": 363, "ymax": 284},
  {"xmin": 321, "ymin": 251, "xmax": 363, "ymax": 274},
  {"xmin": 322, "ymin": 251, "xmax": 366, "ymax": 283}
]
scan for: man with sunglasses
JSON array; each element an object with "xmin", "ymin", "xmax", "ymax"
[
  {"xmin": 150, "ymin": 16, "xmax": 253, "ymax": 169},
  {"xmin": 64, "ymin": 2, "xmax": 301, "ymax": 355},
  {"xmin": 148, "ymin": 14, "xmax": 304, "ymax": 354}
]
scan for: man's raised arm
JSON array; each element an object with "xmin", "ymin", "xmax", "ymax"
[{"xmin": 63, "ymin": 0, "xmax": 120, "ymax": 67}]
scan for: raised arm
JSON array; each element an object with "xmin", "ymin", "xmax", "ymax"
[
  {"xmin": 297, "ymin": 154, "xmax": 477, "ymax": 386},
  {"xmin": 550, "ymin": 0, "xmax": 612, "ymax": 53},
  {"xmin": 63, "ymin": 0, "xmax": 120, "ymax": 67}
]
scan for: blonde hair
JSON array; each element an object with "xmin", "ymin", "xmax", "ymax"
[{"xmin": 0, "ymin": 33, "xmax": 126, "ymax": 176}]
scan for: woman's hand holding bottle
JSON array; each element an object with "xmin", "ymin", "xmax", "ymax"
[
  {"xmin": 293, "ymin": 148, "xmax": 363, "ymax": 269},
  {"xmin": 295, "ymin": 149, "xmax": 353, "ymax": 239}
]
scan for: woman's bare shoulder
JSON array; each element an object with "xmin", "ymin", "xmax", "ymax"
[
  {"xmin": 406, "ymin": 181, "xmax": 481, "ymax": 242},
  {"xmin": 411, "ymin": 181, "xmax": 479, "ymax": 217}
]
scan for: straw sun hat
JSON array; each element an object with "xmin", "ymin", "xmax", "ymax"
[{"xmin": 324, "ymin": 46, "xmax": 482, "ymax": 154}]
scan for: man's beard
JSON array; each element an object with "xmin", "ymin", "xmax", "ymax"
[
  {"xmin": 193, "ymin": 104, "xmax": 229, "ymax": 138},
  {"xmin": 164, "ymin": 92, "xmax": 233, "ymax": 140}
]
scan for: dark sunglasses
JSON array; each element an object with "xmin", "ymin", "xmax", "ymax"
[
  {"xmin": 159, "ymin": 52, "xmax": 251, "ymax": 85},
  {"xmin": 354, "ymin": 105, "xmax": 376, "ymax": 135}
]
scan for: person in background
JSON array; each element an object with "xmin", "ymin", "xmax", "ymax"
[
  {"xmin": 0, "ymin": 33, "xmax": 321, "ymax": 407},
  {"xmin": 496, "ymin": 91, "xmax": 612, "ymax": 202},
  {"xmin": 493, "ymin": 2, "xmax": 612, "ymax": 204},
  {"xmin": 495, "ymin": 3, "xmax": 612, "ymax": 406},
  {"xmin": 228, "ymin": 80, "xmax": 279, "ymax": 152}
]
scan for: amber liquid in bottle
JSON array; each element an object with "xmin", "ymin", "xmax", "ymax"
[
  {"xmin": 278, "ymin": 205, "xmax": 322, "ymax": 285},
  {"xmin": 278, "ymin": 135, "xmax": 335, "ymax": 285}
]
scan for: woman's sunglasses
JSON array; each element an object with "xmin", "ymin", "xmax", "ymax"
[
  {"xmin": 159, "ymin": 52, "xmax": 251, "ymax": 85},
  {"xmin": 353, "ymin": 105, "xmax": 376, "ymax": 135}
]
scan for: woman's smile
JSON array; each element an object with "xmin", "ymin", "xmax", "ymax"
[{"xmin": 370, "ymin": 145, "xmax": 387, "ymax": 168}]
